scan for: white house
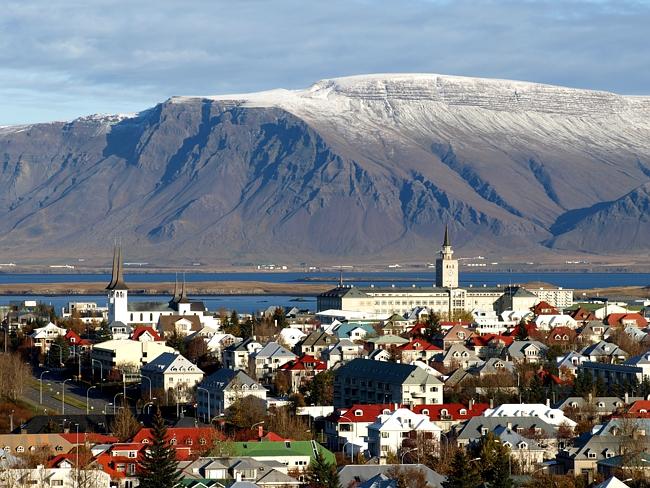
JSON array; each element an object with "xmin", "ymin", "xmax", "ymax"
[
  {"xmin": 0, "ymin": 464, "xmax": 110, "ymax": 488},
  {"xmin": 250, "ymin": 342, "xmax": 296, "ymax": 381},
  {"xmin": 30, "ymin": 322, "xmax": 67, "ymax": 352},
  {"xmin": 482, "ymin": 403, "xmax": 577, "ymax": 428},
  {"xmin": 223, "ymin": 338, "xmax": 263, "ymax": 370},
  {"xmin": 278, "ymin": 328, "xmax": 307, "ymax": 349},
  {"xmin": 141, "ymin": 352, "xmax": 204, "ymax": 402},
  {"xmin": 534, "ymin": 314, "xmax": 578, "ymax": 331},
  {"xmin": 367, "ymin": 408, "xmax": 441, "ymax": 463},
  {"xmin": 91, "ymin": 339, "xmax": 175, "ymax": 372},
  {"xmin": 196, "ymin": 369, "xmax": 267, "ymax": 419}
]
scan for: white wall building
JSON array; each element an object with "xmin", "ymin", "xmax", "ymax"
[{"xmin": 141, "ymin": 352, "xmax": 204, "ymax": 402}]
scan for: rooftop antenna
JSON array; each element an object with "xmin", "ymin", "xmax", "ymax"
[{"xmin": 338, "ymin": 268, "xmax": 343, "ymax": 288}]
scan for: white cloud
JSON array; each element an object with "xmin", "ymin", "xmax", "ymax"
[{"xmin": 1, "ymin": 0, "xmax": 648, "ymax": 124}]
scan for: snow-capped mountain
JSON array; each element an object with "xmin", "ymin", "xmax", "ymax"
[{"xmin": 0, "ymin": 73, "xmax": 649, "ymax": 264}]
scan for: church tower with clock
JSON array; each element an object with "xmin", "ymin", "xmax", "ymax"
[{"xmin": 435, "ymin": 225, "xmax": 459, "ymax": 288}]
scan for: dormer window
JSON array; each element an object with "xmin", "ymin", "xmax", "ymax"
[
  {"xmin": 459, "ymin": 409, "xmax": 467, "ymax": 415},
  {"xmin": 597, "ymin": 402, "xmax": 605, "ymax": 408},
  {"xmin": 421, "ymin": 409, "xmax": 429, "ymax": 415},
  {"xmin": 440, "ymin": 409, "xmax": 448, "ymax": 417},
  {"xmin": 354, "ymin": 409, "xmax": 363, "ymax": 417},
  {"xmin": 588, "ymin": 452, "xmax": 597, "ymax": 459}
]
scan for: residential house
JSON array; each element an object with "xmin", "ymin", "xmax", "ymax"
[
  {"xmin": 606, "ymin": 313, "xmax": 648, "ymax": 328},
  {"xmin": 532, "ymin": 301, "xmax": 559, "ymax": 315},
  {"xmin": 30, "ymin": 322, "xmax": 67, "ymax": 352},
  {"xmin": 108, "ymin": 321, "xmax": 132, "ymax": 340},
  {"xmin": 580, "ymin": 341, "xmax": 628, "ymax": 363},
  {"xmin": 91, "ymin": 339, "xmax": 175, "ymax": 373},
  {"xmin": 334, "ymin": 359, "xmax": 443, "ymax": 408},
  {"xmin": 321, "ymin": 339, "xmax": 363, "ymax": 366},
  {"xmin": 547, "ymin": 326, "xmax": 578, "ymax": 347},
  {"xmin": 140, "ymin": 352, "xmax": 204, "ymax": 402},
  {"xmin": 178, "ymin": 457, "xmax": 301, "ymax": 487},
  {"xmin": 278, "ymin": 354, "xmax": 328, "ymax": 391},
  {"xmin": 94, "ymin": 442, "xmax": 147, "ymax": 487},
  {"xmin": 337, "ymin": 465, "xmax": 445, "ymax": 488},
  {"xmin": 196, "ymin": 369, "xmax": 267, "ymax": 419},
  {"xmin": 440, "ymin": 344, "xmax": 482, "ymax": 370},
  {"xmin": 556, "ymin": 351, "xmax": 588, "ymax": 378},
  {"xmin": 157, "ymin": 314, "xmax": 202, "ymax": 338},
  {"xmin": 474, "ymin": 357, "xmax": 515, "ymax": 378},
  {"xmin": 367, "ymin": 408, "xmax": 441, "ymax": 463},
  {"xmin": 333, "ymin": 322, "xmax": 376, "ymax": 341},
  {"xmin": 482, "ymin": 403, "xmax": 577, "ymax": 428},
  {"xmin": 277, "ymin": 327, "xmax": 307, "ymax": 349},
  {"xmin": 0, "ymin": 465, "xmax": 110, "ymax": 488},
  {"xmin": 249, "ymin": 342, "xmax": 296, "ymax": 383},
  {"xmin": 399, "ymin": 339, "xmax": 441, "ymax": 364},
  {"xmin": 295, "ymin": 330, "xmax": 336, "ymax": 358},
  {"xmin": 132, "ymin": 427, "xmax": 220, "ymax": 460},
  {"xmin": 578, "ymin": 321, "xmax": 611, "ymax": 343},
  {"xmin": 469, "ymin": 334, "xmax": 514, "ymax": 359},
  {"xmin": 440, "ymin": 325, "xmax": 475, "ymax": 350},
  {"xmin": 130, "ymin": 326, "xmax": 162, "ymax": 342},
  {"xmin": 534, "ymin": 314, "xmax": 577, "ymax": 331},
  {"xmin": 493, "ymin": 425, "xmax": 545, "ymax": 473},
  {"xmin": 506, "ymin": 340, "xmax": 548, "ymax": 364},
  {"xmin": 410, "ymin": 402, "xmax": 490, "ymax": 431},
  {"xmin": 325, "ymin": 404, "xmax": 397, "ymax": 457},
  {"xmin": 223, "ymin": 338, "xmax": 263, "ymax": 370},
  {"xmin": 231, "ymin": 441, "xmax": 335, "ymax": 474}
]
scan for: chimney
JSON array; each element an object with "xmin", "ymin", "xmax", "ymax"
[
  {"xmin": 258, "ymin": 424, "xmax": 264, "ymax": 440},
  {"xmin": 546, "ymin": 398, "xmax": 550, "ymax": 407},
  {"xmin": 469, "ymin": 399, "xmax": 474, "ymax": 410},
  {"xmin": 625, "ymin": 392, "xmax": 629, "ymax": 404},
  {"xmin": 489, "ymin": 398, "xmax": 494, "ymax": 409},
  {"xmin": 588, "ymin": 392, "xmax": 593, "ymax": 404},
  {"xmin": 507, "ymin": 422, "xmax": 512, "ymax": 431},
  {"xmin": 394, "ymin": 403, "xmax": 398, "ymax": 411}
]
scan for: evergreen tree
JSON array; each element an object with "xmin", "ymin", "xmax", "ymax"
[
  {"xmin": 442, "ymin": 449, "xmax": 481, "ymax": 488},
  {"xmin": 138, "ymin": 407, "xmax": 182, "ymax": 488},
  {"xmin": 475, "ymin": 433, "xmax": 513, "ymax": 488},
  {"xmin": 305, "ymin": 450, "xmax": 339, "ymax": 488},
  {"xmin": 47, "ymin": 335, "xmax": 70, "ymax": 367},
  {"xmin": 515, "ymin": 322, "xmax": 528, "ymax": 341}
]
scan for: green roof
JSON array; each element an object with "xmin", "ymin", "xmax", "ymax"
[{"xmin": 231, "ymin": 441, "xmax": 335, "ymax": 464}]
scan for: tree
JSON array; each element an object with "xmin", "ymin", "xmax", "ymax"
[
  {"xmin": 385, "ymin": 465, "xmax": 429, "ymax": 488},
  {"xmin": 0, "ymin": 352, "xmax": 31, "ymax": 401},
  {"xmin": 305, "ymin": 450, "xmax": 339, "ymax": 488},
  {"xmin": 110, "ymin": 403, "xmax": 141, "ymax": 442},
  {"xmin": 226, "ymin": 395, "xmax": 266, "ymax": 429},
  {"xmin": 46, "ymin": 335, "xmax": 70, "ymax": 367},
  {"xmin": 138, "ymin": 407, "xmax": 182, "ymax": 488},
  {"xmin": 271, "ymin": 307, "xmax": 288, "ymax": 329},
  {"xmin": 165, "ymin": 330, "xmax": 186, "ymax": 356},
  {"xmin": 442, "ymin": 449, "xmax": 481, "ymax": 488},
  {"xmin": 186, "ymin": 336, "xmax": 209, "ymax": 364},
  {"xmin": 475, "ymin": 432, "xmax": 513, "ymax": 488},
  {"xmin": 306, "ymin": 370, "xmax": 333, "ymax": 405},
  {"xmin": 516, "ymin": 322, "xmax": 529, "ymax": 341}
]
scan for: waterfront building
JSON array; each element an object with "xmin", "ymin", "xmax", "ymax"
[{"xmin": 317, "ymin": 230, "xmax": 573, "ymax": 316}]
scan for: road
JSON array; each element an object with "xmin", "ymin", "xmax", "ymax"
[{"xmin": 27, "ymin": 367, "xmax": 139, "ymax": 415}]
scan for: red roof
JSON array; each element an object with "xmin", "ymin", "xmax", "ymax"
[
  {"xmin": 279, "ymin": 354, "xmax": 327, "ymax": 372},
  {"xmin": 47, "ymin": 454, "xmax": 76, "ymax": 468},
  {"xmin": 399, "ymin": 339, "xmax": 441, "ymax": 351},
  {"xmin": 606, "ymin": 313, "xmax": 648, "ymax": 328},
  {"xmin": 60, "ymin": 433, "xmax": 119, "ymax": 444},
  {"xmin": 411, "ymin": 402, "xmax": 490, "ymax": 420},
  {"xmin": 548, "ymin": 327, "xmax": 577, "ymax": 340},
  {"xmin": 94, "ymin": 443, "xmax": 147, "ymax": 479},
  {"xmin": 131, "ymin": 326, "xmax": 162, "ymax": 341},
  {"xmin": 532, "ymin": 301, "xmax": 558, "ymax": 315},
  {"xmin": 469, "ymin": 334, "xmax": 514, "ymax": 348},
  {"xmin": 131, "ymin": 427, "xmax": 221, "ymax": 460},
  {"xmin": 408, "ymin": 322, "xmax": 432, "ymax": 337},
  {"xmin": 506, "ymin": 322, "xmax": 538, "ymax": 337},
  {"xmin": 627, "ymin": 400, "xmax": 650, "ymax": 415},
  {"xmin": 334, "ymin": 404, "xmax": 397, "ymax": 423},
  {"xmin": 570, "ymin": 307, "xmax": 597, "ymax": 321}
]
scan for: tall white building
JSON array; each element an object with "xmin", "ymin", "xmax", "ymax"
[
  {"xmin": 435, "ymin": 225, "xmax": 458, "ymax": 288},
  {"xmin": 107, "ymin": 246, "xmax": 129, "ymax": 324}
]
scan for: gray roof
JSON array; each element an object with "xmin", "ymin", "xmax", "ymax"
[
  {"xmin": 580, "ymin": 341, "xmax": 627, "ymax": 358},
  {"xmin": 128, "ymin": 301, "xmax": 175, "ymax": 312},
  {"xmin": 199, "ymin": 369, "xmax": 263, "ymax": 391},
  {"xmin": 473, "ymin": 358, "xmax": 514, "ymax": 376},
  {"xmin": 336, "ymin": 358, "xmax": 442, "ymax": 386},
  {"xmin": 225, "ymin": 337, "xmax": 258, "ymax": 352},
  {"xmin": 506, "ymin": 340, "xmax": 548, "ymax": 359},
  {"xmin": 555, "ymin": 396, "xmax": 626, "ymax": 413},
  {"xmin": 252, "ymin": 341, "xmax": 295, "ymax": 360},
  {"xmin": 337, "ymin": 464, "xmax": 445, "ymax": 488},
  {"xmin": 493, "ymin": 425, "xmax": 543, "ymax": 451},
  {"xmin": 318, "ymin": 286, "xmax": 369, "ymax": 298},
  {"xmin": 299, "ymin": 330, "xmax": 336, "ymax": 347}
]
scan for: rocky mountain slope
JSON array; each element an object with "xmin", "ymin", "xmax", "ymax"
[{"xmin": 0, "ymin": 74, "xmax": 649, "ymax": 264}]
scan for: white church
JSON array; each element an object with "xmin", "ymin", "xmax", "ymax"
[{"xmin": 106, "ymin": 247, "xmax": 218, "ymax": 331}]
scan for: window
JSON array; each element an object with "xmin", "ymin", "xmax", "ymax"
[
  {"xmin": 587, "ymin": 452, "xmax": 596, "ymax": 459},
  {"xmin": 381, "ymin": 432, "xmax": 389, "ymax": 438},
  {"xmin": 52, "ymin": 481, "xmax": 64, "ymax": 486},
  {"xmin": 16, "ymin": 446, "xmax": 24, "ymax": 453}
]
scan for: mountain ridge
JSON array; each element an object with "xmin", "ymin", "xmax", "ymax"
[{"xmin": 0, "ymin": 74, "xmax": 648, "ymax": 264}]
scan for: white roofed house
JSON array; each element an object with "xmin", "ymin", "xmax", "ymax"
[
  {"xmin": 141, "ymin": 352, "xmax": 204, "ymax": 402},
  {"xmin": 534, "ymin": 314, "xmax": 578, "ymax": 331},
  {"xmin": 204, "ymin": 333, "xmax": 238, "ymax": 357},
  {"xmin": 278, "ymin": 327, "xmax": 307, "ymax": 349},
  {"xmin": 367, "ymin": 408, "xmax": 441, "ymax": 463},
  {"xmin": 30, "ymin": 322, "xmax": 67, "ymax": 352},
  {"xmin": 557, "ymin": 351, "xmax": 588, "ymax": 379},
  {"xmin": 492, "ymin": 425, "xmax": 546, "ymax": 473}
]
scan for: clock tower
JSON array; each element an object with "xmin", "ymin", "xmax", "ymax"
[{"xmin": 435, "ymin": 225, "xmax": 458, "ymax": 288}]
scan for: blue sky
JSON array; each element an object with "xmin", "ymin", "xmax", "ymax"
[{"xmin": 1, "ymin": 0, "xmax": 649, "ymax": 125}]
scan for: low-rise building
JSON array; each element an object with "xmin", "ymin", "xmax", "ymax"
[
  {"xmin": 196, "ymin": 369, "xmax": 267, "ymax": 419},
  {"xmin": 140, "ymin": 352, "xmax": 204, "ymax": 402},
  {"xmin": 90, "ymin": 339, "xmax": 175, "ymax": 372},
  {"xmin": 334, "ymin": 359, "xmax": 443, "ymax": 408}
]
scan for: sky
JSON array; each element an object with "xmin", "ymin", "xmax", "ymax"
[{"xmin": 1, "ymin": 0, "xmax": 649, "ymax": 125}]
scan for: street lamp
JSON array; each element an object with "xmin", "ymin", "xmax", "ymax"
[
  {"xmin": 9, "ymin": 410, "xmax": 14, "ymax": 432},
  {"xmin": 251, "ymin": 420, "xmax": 265, "ymax": 439},
  {"xmin": 401, "ymin": 447, "xmax": 419, "ymax": 465},
  {"xmin": 139, "ymin": 374, "xmax": 152, "ymax": 401},
  {"xmin": 49, "ymin": 342, "xmax": 64, "ymax": 367},
  {"xmin": 62, "ymin": 378, "xmax": 72, "ymax": 415},
  {"xmin": 103, "ymin": 403, "xmax": 113, "ymax": 415},
  {"xmin": 39, "ymin": 370, "xmax": 50, "ymax": 404},
  {"xmin": 143, "ymin": 399, "xmax": 157, "ymax": 416},
  {"xmin": 196, "ymin": 387, "xmax": 210, "ymax": 424},
  {"xmin": 86, "ymin": 385, "xmax": 97, "ymax": 414},
  {"xmin": 91, "ymin": 359, "xmax": 103, "ymax": 382},
  {"xmin": 114, "ymin": 393, "xmax": 124, "ymax": 414}
]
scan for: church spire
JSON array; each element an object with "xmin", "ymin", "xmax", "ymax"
[
  {"xmin": 106, "ymin": 245, "xmax": 128, "ymax": 291},
  {"xmin": 170, "ymin": 273, "xmax": 180, "ymax": 304},
  {"xmin": 443, "ymin": 224, "xmax": 451, "ymax": 248},
  {"xmin": 178, "ymin": 272, "xmax": 189, "ymax": 303}
]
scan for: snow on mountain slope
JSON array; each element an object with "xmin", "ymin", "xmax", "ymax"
[{"xmin": 0, "ymin": 73, "xmax": 649, "ymax": 263}]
